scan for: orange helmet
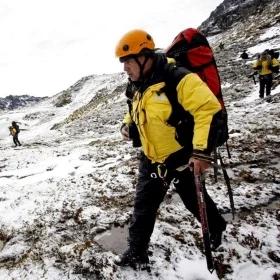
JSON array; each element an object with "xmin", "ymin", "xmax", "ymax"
[{"xmin": 115, "ymin": 29, "xmax": 155, "ymax": 61}]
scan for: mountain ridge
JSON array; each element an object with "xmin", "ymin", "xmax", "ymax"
[
  {"xmin": 0, "ymin": 94, "xmax": 47, "ymax": 110},
  {"xmin": 199, "ymin": 0, "xmax": 280, "ymax": 36}
]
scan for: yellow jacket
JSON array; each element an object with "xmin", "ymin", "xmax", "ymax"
[
  {"xmin": 9, "ymin": 127, "xmax": 16, "ymax": 136},
  {"xmin": 123, "ymin": 58, "xmax": 221, "ymax": 163},
  {"xmin": 253, "ymin": 57, "xmax": 279, "ymax": 75}
]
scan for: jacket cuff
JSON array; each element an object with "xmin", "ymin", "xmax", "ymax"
[{"xmin": 192, "ymin": 150, "xmax": 213, "ymax": 162}]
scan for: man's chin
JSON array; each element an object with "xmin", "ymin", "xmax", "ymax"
[
  {"xmin": 127, "ymin": 74, "xmax": 138, "ymax": 81},
  {"xmin": 129, "ymin": 77, "xmax": 137, "ymax": 82}
]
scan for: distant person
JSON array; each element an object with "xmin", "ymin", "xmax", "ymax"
[
  {"xmin": 252, "ymin": 49, "xmax": 280, "ymax": 98},
  {"xmin": 219, "ymin": 42, "xmax": 224, "ymax": 50},
  {"xmin": 240, "ymin": 50, "xmax": 249, "ymax": 60},
  {"xmin": 10, "ymin": 121, "xmax": 21, "ymax": 147}
]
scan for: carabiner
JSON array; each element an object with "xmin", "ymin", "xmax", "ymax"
[
  {"xmin": 157, "ymin": 164, "xmax": 168, "ymax": 179},
  {"xmin": 171, "ymin": 178, "xmax": 179, "ymax": 185},
  {"xmin": 150, "ymin": 173, "xmax": 157, "ymax": 179}
]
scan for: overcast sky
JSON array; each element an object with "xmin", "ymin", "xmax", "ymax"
[{"xmin": 0, "ymin": 0, "xmax": 223, "ymax": 98}]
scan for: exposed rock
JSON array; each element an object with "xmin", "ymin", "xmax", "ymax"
[
  {"xmin": 199, "ymin": 0, "xmax": 280, "ymax": 36},
  {"xmin": 0, "ymin": 95, "xmax": 46, "ymax": 111}
]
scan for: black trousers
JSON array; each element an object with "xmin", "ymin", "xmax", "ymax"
[
  {"xmin": 259, "ymin": 74, "xmax": 272, "ymax": 97},
  {"xmin": 13, "ymin": 133, "xmax": 21, "ymax": 146},
  {"xmin": 128, "ymin": 154, "xmax": 226, "ymax": 250}
]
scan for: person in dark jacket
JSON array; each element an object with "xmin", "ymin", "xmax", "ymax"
[
  {"xmin": 219, "ymin": 42, "xmax": 224, "ymax": 50},
  {"xmin": 252, "ymin": 50, "xmax": 279, "ymax": 98},
  {"xmin": 114, "ymin": 29, "xmax": 227, "ymax": 268},
  {"xmin": 240, "ymin": 50, "xmax": 249, "ymax": 60},
  {"xmin": 11, "ymin": 121, "xmax": 21, "ymax": 147}
]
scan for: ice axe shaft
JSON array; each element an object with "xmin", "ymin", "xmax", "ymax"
[{"xmin": 194, "ymin": 174, "xmax": 215, "ymax": 273}]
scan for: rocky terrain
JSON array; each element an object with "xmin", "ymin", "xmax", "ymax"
[
  {"xmin": 199, "ymin": 0, "xmax": 280, "ymax": 36},
  {"xmin": 0, "ymin": 95, "xmax": 46, "ymax": 110}
]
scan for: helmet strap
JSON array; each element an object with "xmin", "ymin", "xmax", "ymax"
[{"xmin": 134, "ymin": 56, "xmax": 150, "ymax": 81}]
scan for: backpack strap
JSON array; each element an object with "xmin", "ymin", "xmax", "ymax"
[
  {"xmin": 161, "ymin": 63, "xmax": 194, "ymax": 152},
  {"xmin": 162, "ymin": 63, "xmax": 192, "ymax": 126},
  {"xmin": 163, "ymin": 62, "xmax": 229, "ymax": 154}
]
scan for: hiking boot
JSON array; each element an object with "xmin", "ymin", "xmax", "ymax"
[
  {"xmin": 210, "ymin": 224, "xmax": 227, "ymax": 250},
  {"xmin": 114, "ymin": 247, "xmax": 149, "ymax": 269}
]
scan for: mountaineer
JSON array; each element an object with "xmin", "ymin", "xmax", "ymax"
[
  {"xmin": 252, "ymin": 49, "xmax": 279, "ymax": 98},
  {"xmin": 114, "ymin": 29, "xmax": 227, "ymax": 268},
  {"xmin": 10, "ymin": 121, "xmax": 21, "ymax": 147},
  {"xmin": 240, "ymin": 50, "xmax": 249, "ymax": 60}
]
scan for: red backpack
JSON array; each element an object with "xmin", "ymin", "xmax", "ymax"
[
  {"xmin": 165, "ymin": 28, "xmax": 229, "ymax": 148},
  {"xmin": 165, "ymin": 28, "xmax": 232, "ymax": 220},
  {"xmin": 166, "ymin": 28, "xmax": 225, "ymax": 108}
]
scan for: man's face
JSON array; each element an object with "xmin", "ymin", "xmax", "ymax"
[{"xmin": 123, "ymin": 56, "xmax": 145, "ymax": 81}]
